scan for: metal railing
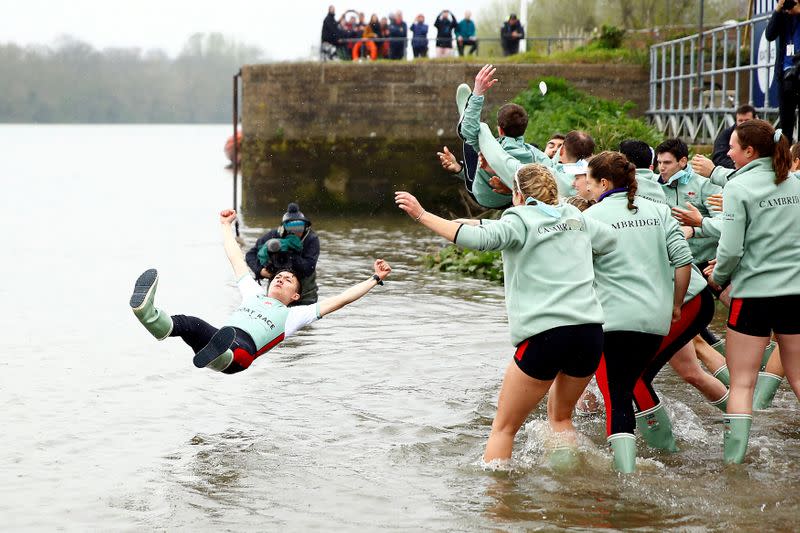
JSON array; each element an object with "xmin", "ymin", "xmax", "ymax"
[
  {"xmin": 647, "ymin": 14, "xmax": 780, "ymax": 144},
  {"xmin": 320, "ymin": 35, "xmax": 588, "ymax": 61}
]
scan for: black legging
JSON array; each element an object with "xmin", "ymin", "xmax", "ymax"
[
  {"xmin": 632, "ymin": 289, "xmax": 716, "ymax": 412},
  {"xmin": 595, "ymin": 331, "xmax": 664, "ymax": 436},
  {"xmin": 170, "ymin": 315, "xmax": 256, "ymax": 374}
]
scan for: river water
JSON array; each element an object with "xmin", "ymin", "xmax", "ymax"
[{"xmin": 2, "ymin": 124, "xmax": 799, "ymax": 531}]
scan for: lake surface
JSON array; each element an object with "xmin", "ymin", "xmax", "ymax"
[{"xmin": 2, "ymin": 124, "xmax": 798, "ymax": 531}]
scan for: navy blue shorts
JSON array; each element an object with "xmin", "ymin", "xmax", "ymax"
[{"xmin": 514, "ymin": 324, "xmax": 604, "ymax": 381}]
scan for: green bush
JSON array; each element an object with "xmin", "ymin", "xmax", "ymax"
[
  {"xmin": 422, "ymin": 245, "xmax": 504, "ymax": 283},
  {"xmin": 596, "ymin": 25, "xmax": 626, "ymax": 49},
  {"xmin": 512, "ymin": 76, "xmax": 663, "ymax": 152}
]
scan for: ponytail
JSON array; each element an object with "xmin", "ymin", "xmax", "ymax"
[
  {"xmin": 587, "ymin": 151, "xmax": 639, "ymax": 213},
  {"xmin": 774, "ymin": 133, "xmax": 792, "ymax": 184},
  {"xmin": 625, "ymin": 161, "xmax": 638, "ymax": 212}
]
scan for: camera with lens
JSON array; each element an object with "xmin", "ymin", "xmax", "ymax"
[
  {"xmin": 786, "ymin": 0, "xmax": 798, "ymax": 11},
  {"xmin": 785, "ymin": 54, "xmax": 800, "ymax": 88}
]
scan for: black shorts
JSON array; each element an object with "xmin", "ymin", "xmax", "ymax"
[
  {"xmin": 514, "ymin": 324, "xmax": 604, "ymax": 381},
  {"xmin": 727, "ymin": 295, "xmax": 800, "ymax": 337}
]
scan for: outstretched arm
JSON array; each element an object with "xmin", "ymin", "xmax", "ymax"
[
  {"xmin": 220, "ymin": 209, "xmax": 249, "ymax": 279},
  {"xmin": 395, "ymin": 191, "xmax": 461, "ymax": 241},
  {"xmin": 318, "ymin": 259, "xmax": 391, "ymax": 317}
]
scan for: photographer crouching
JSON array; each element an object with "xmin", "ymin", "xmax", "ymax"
[
  {"xmin": 767, "ymin": 0, "xmax": 800, "ymax": 142},
  {"xmin": 245, "ymin": 202, "xmax": 320, "ymax": 304}
]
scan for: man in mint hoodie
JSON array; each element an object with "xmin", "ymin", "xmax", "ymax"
[{"xmin": 456, "ymin": 64, "xmax": 594, "ymax": 203}]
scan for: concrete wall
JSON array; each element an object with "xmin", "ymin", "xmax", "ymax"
[{"xmin": 240, "ymin": 62, "xmax": 648, "ymax": 216}]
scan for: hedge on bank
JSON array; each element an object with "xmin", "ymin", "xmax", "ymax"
[
  {"xmin": 424, "ymin": 76, "xmax": 664, "ymax": 283},
  {"xmin": 514, "ymin": 76, "xmax": 663, "ymax": 152}
]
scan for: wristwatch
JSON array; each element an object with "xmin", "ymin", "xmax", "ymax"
[{"xmin": 372, "ymin": 274, "xmax": 384, "ymax": 286}]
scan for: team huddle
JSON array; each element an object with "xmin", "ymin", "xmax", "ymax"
[
  {"xmin": 398, "ymin": 65, "xmax": 800, "ymax": 472},
  {"xmin": 130, "ymin": 64, "xmax": 800, "ymax": 474}
]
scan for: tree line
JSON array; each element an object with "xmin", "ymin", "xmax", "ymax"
[{"xmin": 0, "ymin": 33, "xmax": 265, "ymax": 123}]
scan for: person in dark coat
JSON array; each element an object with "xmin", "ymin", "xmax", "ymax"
[
  {"xmin": 245, "ymin": 203, "xmax": 320, "ymax": 304},
  {"xmin": 711, "ymin": 104, "xmax": 756, "ymax": 169},
  {"xmin": 388, "ymin": 11, "xmax": 408, "ymax": 60},
  {"xmin": 501, "ymin": 14, "xmax": 525, "ymax": 56},
  {"xmin": 434, "ymin": 10, "xmax": 458, "ymax": 57},
  {"xmin": 766, "ymin": 0, "xmax": 800, "ymax": 142},
  {"xmin": 321, "ymin": 5, "xmax": 341, "ymax": 60}
]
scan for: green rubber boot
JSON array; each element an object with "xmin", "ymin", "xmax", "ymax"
[
  {"xmin": 712, "ymin": 339, "xmax": 726, "ymax": 357},
  {"xmin": 709, "ymin": 390, "xmax": 729, "ymax": 412},
  {"xmin": 130, "ymin": 269, "xmax": 173, "ymax": 340},
  {"xmin": 456, "ymin": 83, "xmax": 471, "ymax": 117},
  {"xmin": 547, "ymin": 445, "xmax": 579, "ymax": 471},
  {"xmin": 752, "ymin": 372, "xmax": 782, "ymax": 410},
  {"xmin": 759, "ymin": 341, "xmax": 777, "ymax": 371},
  {"xmin": 608, "ymin": 433, "xmax": 637, "ymax": 474},
  {"xmin": 713, "ymin": 364, "xmax": 730, "ymax": 387},
  {"xmin": 723, "ymin": 414, "xmax": 752, "ymax": 464},
  {"xmin": 635, "ymin": 404, "xmax": 679, "ymax": 452}
]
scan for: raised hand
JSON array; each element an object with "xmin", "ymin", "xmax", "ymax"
[
  {"xmin": 373, "ymin": 259, "xmax": 392, "ymax": 280},
  {"xmin": 437, "ymin": 146, "xmax": 462, "ymax": 173},
  {"xmin": 219, "ymin": 209, "xmax": 237, "ymax": 225},
  {"xmin": 690, "ymin": 154, "xmax": 714, "ymax": 178},
  {"xmin": 395, "ymin": 191, "xmax": 425, "ymax": 220},
  {"xmin": 473, "ymin": 64, "xmax": 499, "ymax": 96}
]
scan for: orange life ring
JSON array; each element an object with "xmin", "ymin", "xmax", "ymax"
[{"xmin": 352, "ymin": 39, "xmax": 378, "ymax": 60}]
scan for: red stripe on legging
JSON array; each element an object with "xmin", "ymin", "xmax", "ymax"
[
  {"xmin": 632, "ymin": 293, "xmax": 704, "ymax": 411},
  {"xmin": 232, "ymin": 348, "xmax": 255, "ymax": 369},
  {"xmin": 729, "ymin": 298, "xmax": 743, "ymax": 327},
  {"xmin": 594, "ymin": 354, "xmax": 613, "ymax": 436},
  {"xmin": 515, "ymin": 340, "xmax": 529, "ymax": 361},
  {"xmin": 255, "ymin": 333, "xmax": 286, "ymax": 357},
  {"xmin": 633, "ymin": 379, "xmax": 656, "ymax": 411}
]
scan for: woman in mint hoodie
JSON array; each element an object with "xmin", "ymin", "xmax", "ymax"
[
  {"xmin": 704, "ymin": 119, "xmax": 800, "ymax": 464},
  {"xmin": 583, "ymin": 151, "xmax": 693, "ymax": 473},
  {"xmin": 395, "ymin": 164, "xmax": 617, "ymax": 465}
]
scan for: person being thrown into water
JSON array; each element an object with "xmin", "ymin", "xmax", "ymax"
[{"xmin": 130, "ymin": 209, "xmax": 391, "ymax": 374}]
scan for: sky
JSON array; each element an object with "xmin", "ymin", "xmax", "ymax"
[{"xmin": 0, "ymin": 0, "xmax": 497, "ymax": 61}]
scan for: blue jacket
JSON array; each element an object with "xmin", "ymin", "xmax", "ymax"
[{"xmin": 410, "ymin": 22, "xmax": 428, "ymax": 48}]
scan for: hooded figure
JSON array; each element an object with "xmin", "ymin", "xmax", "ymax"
[{"xmin": 245, "ymin": 202, "xmax": 320, "ymax": 304}]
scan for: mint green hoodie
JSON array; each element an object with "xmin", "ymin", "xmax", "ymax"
[
  {"xmin": 658, "ymin": 169, "xmax": 722, "ymax": 263},
  {"xmin": 634, "ymin": 169, "xmax": 667, "ymax": 204},
  {"xmin": 584, "ymin": 194, "xmax": 694, "ymax": 335},
  {"xmin": 459, "ymin": 94, "xmax": 543, "ymax": 208},
  {"xmin": 455, "ymin": 202, "xmax": 617, "ymax": 345},
  {"xmin": 711, "ymin": 157, "xmax": 800, "ymax": 297}
]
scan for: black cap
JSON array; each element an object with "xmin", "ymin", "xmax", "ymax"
[{"xmin": 281, "ymin": 202, "xmax": 311, "ymax": 226}]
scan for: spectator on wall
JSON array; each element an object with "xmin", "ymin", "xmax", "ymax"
[
  {"xmin": 434, "ymin": 10, "xmax": 458, "ymax": 57},
  {"xmin": 456, "ymin": 11, "xmax": 477, "ymax": 56},
  {"xmin": 501, "ymin": 14, "xmax": 525, "ymax": 56},
  {"xmin": 388, "ymin": 11, "xmax": 408, "ymax": 60},
  {"xmin": 320, "ymin": 5, "xmax": 341, "ymax": 61},
  {"xmin": 411, "ymin": 14, "xmax": 429, "ymax": 58},
  {"xmin": 379, "ymin": 16, "xmax": 391, "ymax": 58}
]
